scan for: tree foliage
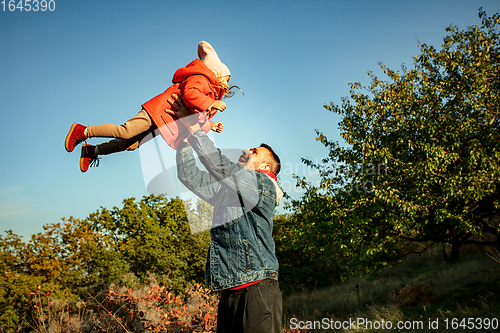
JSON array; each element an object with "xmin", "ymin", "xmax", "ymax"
[
  {"xmin": 0, "ymin": 223, "xmax": 89, "ymax": 331},
  {"xmin": 86, "ymin": 194, "xmax": 209, "ymax": 291},
  {"xmin": 0, "ymin": 195, "xmax": 210, "ymax": 330},
  {"xmin": 273, "ymin": 209, "xmax": 343, "ymax": 294},
  {"xmin": 294, "ymin": 9, "xmax": 500, "ymax": 269}
]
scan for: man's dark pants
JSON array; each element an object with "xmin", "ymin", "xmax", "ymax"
[{"xmin": 216, "ymin": 279, "xmax": 283, "ymax": 333}]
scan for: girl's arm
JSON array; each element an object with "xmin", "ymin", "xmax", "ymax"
[
  {"xmin": 182, "ymin": 75, "xmax": 217, "ymax": 112},
  {"xmin": 209, "ymin": 100, "xmax": 226, "ymax": 112},
  {"xmin": 211, "ymin": 121, "xmax": 224, "ymax": 133}
]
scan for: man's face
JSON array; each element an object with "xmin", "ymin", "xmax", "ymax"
[{"xmin": 238, "ymin": 147, "xmax": 271, "ymax": 171}]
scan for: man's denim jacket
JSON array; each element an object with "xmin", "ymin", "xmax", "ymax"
[{"xmin": 176, "ymin": 129, "xmax": 282, "ymax": 291}]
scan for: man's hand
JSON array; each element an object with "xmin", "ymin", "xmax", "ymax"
[{"xmin": 167, "ymin": 93, "xmax": 201, "ymax": 133}]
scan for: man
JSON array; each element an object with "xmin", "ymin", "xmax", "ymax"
[{"xmin": 170, "ymin": 94, "xmax": 284, "ymax": 333}]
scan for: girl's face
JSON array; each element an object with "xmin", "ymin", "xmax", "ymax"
[{"xmin": 218, "ymin": 75, "xmax": 230, "ymax": 90}]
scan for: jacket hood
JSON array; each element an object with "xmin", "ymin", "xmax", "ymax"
[
  {"xmin": 197, "ymin": 41, "xmax": 231, "ymax": 78},
  {"xmin": 172, "ymin": 59, "xmax": 218, "ymax": 85},
  {"xmin": 262, "ymin": 173, "xmax": 284, "ymax": 206}
]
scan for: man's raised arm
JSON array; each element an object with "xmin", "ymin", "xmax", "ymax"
[
  {"xmin": 170, "ymin": 94, "xmax": 262, "ymax": 208},
  {"xmin": 176, "ymin": 141, "xmax": 222, "ymax": 205}
]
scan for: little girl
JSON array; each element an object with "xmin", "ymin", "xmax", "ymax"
[{"xmin": 65, "ymin": 41, "xmax": 235, "ymax": 172}]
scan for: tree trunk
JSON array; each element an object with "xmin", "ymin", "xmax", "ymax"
[
  {"xmin": 442, "ymin": 243, "xmax": 448, "ymax": 262},
  {"xmin": 449, "ymin": 241, "xmax": 462, "ymax": 263}
]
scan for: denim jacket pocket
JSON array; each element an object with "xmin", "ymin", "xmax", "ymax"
[{"xmin": 242, "ymin": 240, "xmax": 252, "ymax": 272}]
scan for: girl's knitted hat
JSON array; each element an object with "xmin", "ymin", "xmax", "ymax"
[{"xmin": 198, "ymin": 41, "xmax": 231, "ymax": 78}]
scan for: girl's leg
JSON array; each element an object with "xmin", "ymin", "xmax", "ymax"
[
  {"xmin": 79, "ymin": 123, "xmax": 157, "ymax": 172},
  {"xmin": 86, "ymin": 109, "xmax": 152, "ymax": 139},
  {"xmin": 96, "ymin": 130, "xmax": 155, "ymax": 155},
  {"xmin": 76, "ymin": 109, "xmax": 157, "ymax": 172},
  {"xmin": 65, "ymin": 110, "xmax": 154, "ymax": 153}
]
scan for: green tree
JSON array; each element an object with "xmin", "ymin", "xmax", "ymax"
[
  {"xmin": 297, "ymin": 9, "xmax": 500, "ymax": 266},
  {"xmin": 185, "ymin": 198, "xmax": 214, "ymax": 233},
  {"xmin": 87, "ymin": 194, "xmax": 210, "ymax": 292},
  {"xmin": 273, "ymin": 210, "xmax": 344, "ymax": 293},
  {"xmin": 23, "ymin": 218, "xmax": 101, "ymax": 292},
  {"xmin": 0, "ymin": 231, "xmax": 38, "ymax": 330},
  {"xmin": 0, "ymin": 222, "xmax": 92, "ymax": 331},
  {"xmin": 0, "ymin": 194, "xmax": 211, "ymax": 330}
]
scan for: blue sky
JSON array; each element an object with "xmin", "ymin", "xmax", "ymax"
[{"xmin": 1, "ymin": 0, "xmax": 499, "ymax": 238}]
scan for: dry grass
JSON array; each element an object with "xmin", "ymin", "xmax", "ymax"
[
  {"xmin": 19, "ymin": 274, "xmax": 305, "ymax": 333},
  {"xmin": 20, "ymin": 276, "xmax": 219, "ymax": 333},
  {"xmin": 283, "ymin": 246, "xmax": 500, "ymax": 332},
  {"xmin": 11, "ymin": 246, "xmax": 500, "ymax": 333}
]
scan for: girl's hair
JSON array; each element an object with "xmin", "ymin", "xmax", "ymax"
[
  {"xmin": 224, "ymin": 85, "xmax": 244, "ymax": 99},
  {"xmin": 214, "ymin": 72, "xmax": 244, "ymax": 99}
]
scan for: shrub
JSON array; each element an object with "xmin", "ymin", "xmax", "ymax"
[
  {"xmin": 22, "ymin": 280, "xmax": 305, "ymax": 333},
  {"xmin": 394, "ymin": 281, "xmax": 437, "ymax": 307}
]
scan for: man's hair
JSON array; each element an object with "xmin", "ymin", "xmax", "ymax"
[{"xmin": 260, "ymin": 143, "xmax": 281, "ymax": 175}]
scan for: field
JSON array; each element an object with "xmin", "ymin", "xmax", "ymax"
[
  {"xmin": 283, "ymin": 246, "xmax": 500, "ymax": 332},
  {"xmin": 13, "ymin": 246, "xmax": 500, "ymax": 332}
]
